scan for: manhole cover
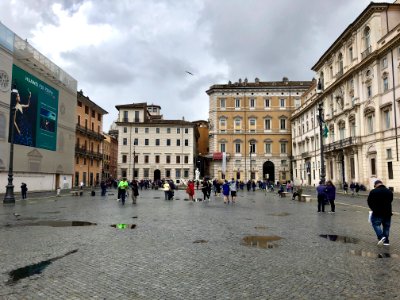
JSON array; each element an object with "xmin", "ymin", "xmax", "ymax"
[
  {"xmin": 242, "ymin": 235, "xmax": 282, "ymax": 249},
  {"xmin": 319, "ymin": 234, "xmax": 359, "ymax": 244}
]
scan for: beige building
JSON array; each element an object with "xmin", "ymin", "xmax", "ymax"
[
  {"xmin": 0, "ymin": 22, "xmax": 77, "ymax": 193},
  {"xmin": 293, "ymin": 2, "xmax": 400, "ymax": 191},
  {"xmin": 115, "ymin": 103, "xmax": 197, "ymax": 182},
  {"xmin": 207, "ymin": 78, "xmax": 312, "ymax": 183}
]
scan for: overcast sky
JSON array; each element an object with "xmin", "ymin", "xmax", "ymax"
[{"xmin": 0, "ymin": 0, "xmax": 385, "ymax": 130}]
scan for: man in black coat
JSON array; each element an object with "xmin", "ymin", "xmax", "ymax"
[{"xmin": 367, "ymin": 180, "xmax": 393, "ymax": 246}]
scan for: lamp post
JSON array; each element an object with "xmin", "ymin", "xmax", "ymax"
[
  {"xmin": 133, "ymin": 146, "xmax": 136, "ymax": 181},
  {"xmin": 4, "ymin": 87, "xmax": 18, "ymax": 204},
  {"xmin": 317, "ymin": 79, "xmax": 326, "ymax": 184}
]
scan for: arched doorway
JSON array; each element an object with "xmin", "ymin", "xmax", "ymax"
[
  {"xmin": 154, "ymin": 169, "xmax": 161, "ymax": 182},
  {"xmin": 263, "ymin": 161, "xmax": 275, "ymax": 182}
]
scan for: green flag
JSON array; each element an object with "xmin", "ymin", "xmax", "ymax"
[{"xmin": 323, "ymin": 123, "xmax": 329, "ymax": 138}]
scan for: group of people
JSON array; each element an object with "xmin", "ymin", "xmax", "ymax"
[
  {"xmin": 114, "ymin": 178, "xmax": 139, "ymax": 205},
  {"xmin": 316, "ymin": 180, "xmax": 337, "ymax": 213}
]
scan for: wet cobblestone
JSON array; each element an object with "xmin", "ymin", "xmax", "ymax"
[{"xmin": 0, "ymin": 188, "xmax": 399, "ymax": 299}]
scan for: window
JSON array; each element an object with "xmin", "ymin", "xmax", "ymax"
[
  {"xmin": 280, "ymin": 118, "xmax": 287, "ymax": 130},
  {"xmin": 156, "ymin": 139, "xmax": 160, "ymax": 146},
  {"xmin": 249, "ymin": 118, "xmax": 256, "ymax": 127},
  {"xmin": 367, "ymin": 115, "xmax": 374, "ymax": 134},
  {"xmin": 85, "ymin": 106, "xmax": 89, "ymax": 114},
  {"xmin": 184, "ymin": 169, "xmax": 189, "ymax": 178},
  {"xmin": 176, "ymin": 156, "xmax": 181, "ymax": 164},
  {"xmin": 235, "ymin": 98, "xmax": 241, "ymax": 108},
  {"xmin": 123, "ymin": 127, "xmax": 127, "ymax": 133},
  {"xmin": 77, "ymin": 115, "xmax": 81, "ymax": 125},
  {"xmin": 123, "ymin": 110, "xmax": 128, "ymax": 121},
  {"xmin": 83, "ymin": 158, "xmax": 87, "ymax": 165},
  {"xmin": 185, "ymin": 128, "xmax": 189, "ymax": 134},
  {"xmin": 220, "ymin": 118, "xmax": 226, "ymax": 128},
  {"xmin": 122, "ymin": 155, "xmax": 127, "ymax": 163},
  {"xmin": 265, "ymin": 99, "xmax": 270, "ymax": 108},
  {"xmin": 166, "ymin": 139, "xmax": 171, "ymax": 146},
  {"xmin": 134, "ymin": 155, "xmax": 138, "ymax": 163},
  {"xmin": 383, "ymin": 76, "xmax": 389, "ymax": 92},
  {"xmin": 370, "ymin": 158, "xmax": 376, "ymax": 176},
  {"xmin": 145, "ymin": 139, "xmax": 149, "ymax": 146},
  {"xmin": 220, "ymin": 98, "xmax": 226, "ymax": 108},
  {"xmin": 184, "ymin": 139, "xmax": 189, "ymax": 146},
  {"xmin": 388, "ymin": 162, "xmax": 393, "ymax": 179},
  {"xmin": 295, "ymin": 98, "xmax": 301, "ymax": 108},
  {"xmin": 220, "ymin": 143, "xmax": 226, "ymax": 152},
  {"xmin": 134, "ymin": 138, "xmax": 138, "ymax": 146},
  {"xmin": 234, "ymin": 118, "xmax": 241, "ymax": 130},
  {"xmin": 386, "ymin": 148, "xmax": 392, "ymax": 159},
  {"xmin": 98, "ymin": 114, "xmax": 101, "ymax": 121},
  {"xmin": 166, "ymin": 169, "xmax": 171, "ymax": 178},
  {"xmin": 144, "ymin": 155, "xmax": 149, "ymax": 163},
  {"xmin": 249, "ymin": 143, "xmax": 256, "ymax": 153},
  {"xmin": 175, "ymin": 169, "xmax": 181, "ymax": 179},
  {"xmin": 155, "ymin": 155, "xmax": 160, "ymax": 163},
  {"xmin": 235, "ymin": 143, "xmax": 241, "ymax": 153},
  {"xmin": 349, "ymin": 47, "xmax": 353, "ymax": 61},
  {"xmin": 177, "ymin": 128, "xmax": 181, "ymax": 134},
  {"xmin": 177, "ymin": 139, "xmax": 181, "ymax": 146},
  {"xmin": 184, "ymin": 156, "xmax": 189, "ymax": 164},
  {"xmin": 367, "ymin": 85, "xmax": 372, "ymax": 98},
  {"xmin": 76, "ymin": 156, "xmax": 79, "ymax": 164},
  {"xmin": 384, "ymin": 110, "xmax": 391, "ymax": 129},
  {"xmin": 381, "ymin": 57, "xmax": 388, "ymax": 69},
  {"xmin": 280, "ymin": 143, "xmax": 287, "ymax": 154},
  {"xmin": 156, "ymin": 128, "xmax": 160, "ymax": 134},
  {"xmin": 91, "ymin": 110, "xmax": 95, "ymax": 118},
  {"xmin": 167, "ymin": 128, "xmax": 171, "ymax": 134},
  {"xmin": 123, "ymin": 138, "xmax": 127, "ymax": 145},
  {"xmin": 280, "ymin": 99, "xmax": 285, "ymax": 108},
  {"xmin": 145, "ymin": 128, "xmax": 149, "ymax": 133},
  {"xmin": 134, "ymin": 128, "xmax": 138, "ymax": 133},
  {"xmin": 144, "ymin": 169, "xmax": 149, "ymax": 178},
  {"xmin": 250, "ymin": 98, "xmax": 256, "ymax": 108},
  {"xmin": 264, "ymin": 119, "xmax": 271, "ymax": 130},
  {"xmin": 265, "ymin": 143, "xmax": 271, "ymax": 154},
  {"xmin": 166, "ymin": 155, "xmax": 171, "ymax": 164},
  {"xmin": 134, "ymin": 111, "xmax": 139, "ymax": 122},
  {"xmin": 78, "ymin": 101, "xmax": 82, "ymax": 107}
]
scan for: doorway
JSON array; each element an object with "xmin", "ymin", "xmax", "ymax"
[{"xmin": 263, "ymin": 161, "xmax": 275, "ymax": 182}]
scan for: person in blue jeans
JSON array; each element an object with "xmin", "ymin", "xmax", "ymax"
[{"xmin": 367, "ymin": 180, "xmax": 393, "ymax": 246}]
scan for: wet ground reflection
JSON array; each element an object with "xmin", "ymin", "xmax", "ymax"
[
  {"xmin": 350, "ymin": 250, "xmax": 399, "ymax": 259},
  {"xmin": 5, "ymin": 221, "xmax": 97, "ymax": 227},
  {"xmin": 193, "ymin": 240, "xmax": 208, "ymax": 243},
  {"xmin": 110, "ymin": 224, "xmax": 136, "ymax": 229},
  {"xmin": 319, "ymin": 234, "xmax": 359, "ymax": 244},
  {"xmin": 242, "ymin": 235, "xmax": 282, "ymax": 249},
  {"xmin": 269, "ymin": 212, "xmax": 290, "ymax": 217}
]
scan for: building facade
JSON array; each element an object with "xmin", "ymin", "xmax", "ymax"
[
  {"xmin": 293, "ymin": 2, "xmax": 400, "ymax": 191},
  {"xmin": 0, "ymin": 22, "xmax": 77, "ymax": 192},
  {"xmin": 115, "ymin": 103, "xmax": 197, "ymax": 182},
  {"xmin": 103, "ymin": 132, "xmax": 118, "ymax": 181},
  {"xmin": 74, "ymin": 90, "xmax": 107, "ymax": 187},
  {"xmin": 192, "ymin": 120, "xmax": 209, "ymax": 178},
  {"xmin": 207, "ymin": 78, "xmax": 312, "ymax": 183}
]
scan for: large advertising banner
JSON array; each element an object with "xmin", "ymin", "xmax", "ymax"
[{"xmin": 9, "ymin": 64, "xmax": 58, "ymax": 151}]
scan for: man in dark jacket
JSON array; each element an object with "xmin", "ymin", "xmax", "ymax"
[
  {"xmin": 367, "ymin": 180, "xmax": 393, "ymax": 246},
  {"xmin": 316, "ymin": 181, "xmax": 326, "ymax": 213}
]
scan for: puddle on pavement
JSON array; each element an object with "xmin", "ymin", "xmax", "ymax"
[
  {"xmin": 9, "ymin": 221, "xmax": 97, "ymax": 227},
  {"xmin": 153, "ymin": 197, "xmax": 161, "ymax": 199},
  {"xmin": 350, "ymin": 250, "xmax": 399, "ymax": 259},
  {"xmin": 110, "ymin": 224, "xmax": 136, "ymax": 229},
  {"xmin": 132, "ymin": 216, "xmax": 138, "ymax": 219},
  {"xmin": 242, "ymin": 235, "xmax": 282, "ymax": 249},
  {"xmin": 269, "ymin": 212, "xmax": 290, "ymax": 217},
  {"xmin": 40, "ymin": 211, "xmax": 61, "ymax": 214},
  {"xmin": 193, "ymin": 239, "xmax": 208, "ymax": 243},
  {"xmin": 254, "ymin": 226, "xmax": 267, "ymax": 230},
  {"xmin": 6, "ymin": 249, "xmax": 78, "ymax": 285},
  {"xmin": 319, "ymin": 234, "xmax": 359, "ymax": 244}
]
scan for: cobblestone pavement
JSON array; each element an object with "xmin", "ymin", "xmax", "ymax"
[{"xmin": 1, "ymin": 187, "xmax": 399, "ymax": 299}]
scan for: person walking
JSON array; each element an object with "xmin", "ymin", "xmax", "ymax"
[
  {"xmin": 21, "ymin": 182, "xmax": 28, "ymax": 199},
  {"xmin": 222, "ymin": 180, "xmax": 230, "ymax": 204},
  {"xmin": 201, "ymin": 180, "xmax": 210, "ymax": 201},
  {"xmin": 316, "ymin": 181, "xmax": 327, "ymax": 213},
  {"xmin": 100, "ymin": 180, "xmax": 107, "ymax": 196},
  {"xmin": 325, "ymin": 180, "xmax": 336, "ymax": 213},
  {"xmin": 355, "ymin": 183, "xmax": 360, "ymax": 196},
  {"xmin": 118, "ymin": 178, "xmax": 129, "ymax": 205},
  {"xmin": 343, "ymin": 182, "xmax": 348, "ymax": 194},
  {"xmin": 350, "ymin": 182, "xmax": 355, "ymax": 196},
  {"xmin": 229, "ymin": 179, "xmax": 237, "ymax": 203},
  {"xmin": 367, "ymin": 180, "xmax": 393, "ymax": 246},
  {"xmin": 163, "ymin": 181, "xmax": 170, "ymax": 200},
  {"xmin": 186, "ymin": 180, "xmax": 195, "ymax": 201},
  {"xmin": 131, "ymin": 180, "xmax": 139, "ymax": 204}
]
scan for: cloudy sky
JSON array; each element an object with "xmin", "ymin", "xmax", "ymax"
[{"xmin": 0, "ymin": 0, "xmax": 384, "ymax": 130}]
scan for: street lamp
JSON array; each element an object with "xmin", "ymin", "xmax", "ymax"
[
  {"xmin": 4, "ymin": 87, "xmax": 18, "ymax": 204},
  {"xmin": 317, "ymin": 79, "xmax": 326, "ymax": 184},
  {"xmin": 133, "ymin": 146, "xmax": 136, "ymax": 181}
]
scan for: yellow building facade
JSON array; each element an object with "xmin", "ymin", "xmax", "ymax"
[{"xmin": 207, "ymin": 78, "xmax": 312, "ymax": 183}]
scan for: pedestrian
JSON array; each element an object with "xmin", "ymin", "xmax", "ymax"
[
  {"xmin": 316, "ymin": 181, "xmax": 327, "ymax": 213},
  {"xmin": 131, "ymin": 180, "xmax": 139, "ymax": 204},
  {"xmin": 163, "ymin": 181, "xmax": 170, "ymax": 200},
  {"xmin": 325, "ymin": 180, "xmax": 336, "ymax": 213},
  {"xmin": 355, "ymin": 182, "xmax": 360, "ymax": 196},
  {"xmin": 117, "ymin": 178, "xmax": 129, "ymax": 205},
  {"xmin": 343, "ymin": 182, "xmax": 348, "ymax": 194},
  {"xmin": 222, "ymin": 180, "xmax": 230, "ymax": 204},
  {"xmin": 367, "ymin": 180, "xmax": 393, "ymax": 246},
  {"xmin": 21, "ymin": 182, "xmax": 27, "ymax": 199},
  {"xmin": 201, "ymin": 180, "xmax": 210, "ymax": 201},
  {"xmin": 277, "ymin": 185, "xmax": 284, "ymax": 197},
  {"xmin": 100, "ymin": 180, "xmax": 107, "ymax": 196},
  {"xmin": 350, "ymin": 182, "xmax": 355, "ymax": 196},
  {"xmin": 252, "ymin": 180, "xmax": 256, "ymax": 192},
  {"xmin": 186, "ymin": 180, "xmax": 195, "ymax": 201},
  {"xmin": 292, "ymin": 187, "xmax": 303, "ymax": 201},
  {"xmin": 246, "ymin": 180, "xmax": 251, "ymax": 192},
  {"xmin": 80, "ymin": 181, "xmax": 84, "ymax": 190},
  {"xmin": 229, "ymin": 178, "xmax": 237, "ymax": 203}
]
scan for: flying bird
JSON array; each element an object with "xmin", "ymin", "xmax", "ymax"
[{"xmin": 185, "ymin": 71, "xmax": 194, "ymax": 76}]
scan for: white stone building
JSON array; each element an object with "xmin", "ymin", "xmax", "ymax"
[
  {"xmin": 292, "ymin": 2, "xmax": 400, "ymax": 191},
  {"xmin": 114, "ymin": 103, "xmax": 197, "ymax": 182}
]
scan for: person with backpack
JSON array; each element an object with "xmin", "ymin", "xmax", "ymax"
[{"xmin": 229, "ymin": 179, "xmax": 237, "ymax": 203}]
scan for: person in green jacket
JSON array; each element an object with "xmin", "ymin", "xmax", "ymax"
[{"xmin": 118, "ymin": 178, "xmax": 129, "ymax": 205}]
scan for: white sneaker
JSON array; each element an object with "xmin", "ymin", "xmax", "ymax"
[{"xmin": 377, "ymin": 237, "xmax": 386, "ymax": 246}]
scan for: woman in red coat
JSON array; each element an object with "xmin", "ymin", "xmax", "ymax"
[{"xmin": 187, "ymin": 180, "xmax": 195, "ymax": 201}]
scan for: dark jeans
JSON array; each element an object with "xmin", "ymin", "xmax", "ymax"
[
  {"xmin": 317, "ymin": 195, "xmax": 325, "ymax": 212},
  {"xmin": 371, "ymin": 215, "xmax": 391, "ymax": 242},
  {"xmin": 328, "ymin": 199, "xmax": 335, "ymax": 212},
  {"xmin": 101, "ymin": 188, "xmax": 106, "ymax": 196},
  {"xmin": 120, "ymin": 189, "xmax": 126, "ymax": 204}
]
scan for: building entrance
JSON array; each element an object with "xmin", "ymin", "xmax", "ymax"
[{"xmin": 263, "ymin": 161, "xmax": 275, "ymax": 183}]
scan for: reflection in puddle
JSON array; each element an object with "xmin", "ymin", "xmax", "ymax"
[
  {"xmin": 110, "ymin": 224, "xmax": 136, "ymax": 229},
  {"xmin": 9, "ymin": 221, "xmax": 96, "ymax": 227},
  {"xmin": 6, "ymin": 249, "xmax": 78, "ymax": 285},
  {"xmin": 350, "ymin": 250, "xmax": 399, "ymax": 259},
  {"xmin": 154, "ymin": 197, "xmax": 161, "ymax": 199},
  {"xmin": 319, "ymin": 234, "xmax": 359, "ymax": 244},
  {"xmin": 254, "ymin": 226, "xmax": 267, "ymax": 230},
  {"xmin": 269, "ymin": 212, "xmax": 290, "ymax": 217},
  {"xmin": 242, "ymin": 235, "xmax": 282, "ymax": 249},
  {"xmin": 193, "ymin": 239, "xmax": 208, "ymax": 243},
  {"xmin": 41, "ymin": 211, "xmax": 61, "ymax": 214}
]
